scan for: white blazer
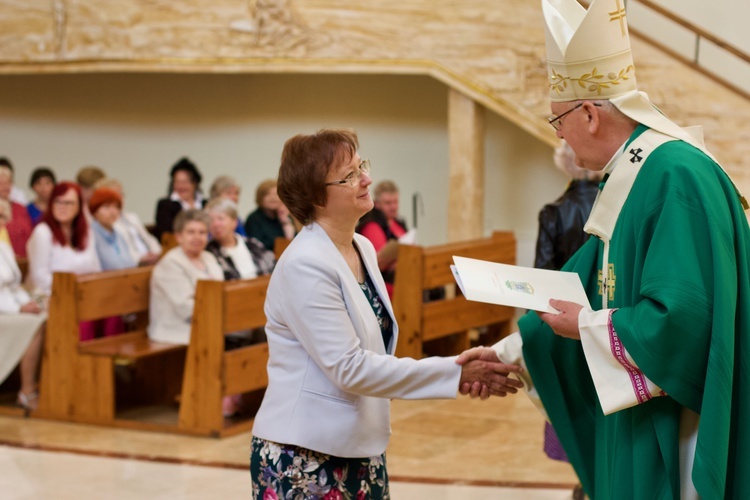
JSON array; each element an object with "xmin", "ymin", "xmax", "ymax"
[
  {"xmin": 252, "ymin": 222, "xmax": 460, "ymax": 458},
  {"xmin": 147, "ymin": 247, "xmax": 223, "ymax": 345}
]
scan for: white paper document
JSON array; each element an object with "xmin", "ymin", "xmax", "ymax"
[{"xmin": 451, "ymin": 256, "xmax": 591, "ymax": 313}]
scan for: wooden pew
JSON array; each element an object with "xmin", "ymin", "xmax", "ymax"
[
  {"xmin": 178, "ymin": 276, "xmax": 270, "ymax": 437},
  {"xmin": 36, "ymin": 267, "xmax": 187, "ymax": 430},
  {"xmin": 392, "ymin": 231, "xmax": 516, "ymax": 359},
  {"xmin": 273, "ymin": 236, "xmax": 292, "ymax": 259},
  {"xmin": 160, "ymin": 232, "xmax": 178, "ymax": 256}
]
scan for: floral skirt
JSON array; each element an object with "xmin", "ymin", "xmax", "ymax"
[{"xmin": 250, "ymin": 436, "xmax": 390, "ymax": 499}]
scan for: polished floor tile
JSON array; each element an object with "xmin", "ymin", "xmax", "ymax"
[{"xmin": 0, "ymin": 393, "xmax": 579, "ymax": 498}]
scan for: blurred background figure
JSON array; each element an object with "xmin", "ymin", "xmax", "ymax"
[
  {"xmin": 0, "ymin": 163, "xmax": 33, "ymax": 258},
  {"xmin": 25, "ymin": 182, "xmax": 120, "ymax": 341},
  {"xmin": 75, "ymin": 165, "xmax": 107, "ymax": 207},
  {"xmin": 0, "ymin": 198, "xmax": 46, "ymax": 412},
  {"xmin": 0, "ymin": 158, "xmax": 29, "ymax": 205},
  {"xmin": 533, "ymin": 140, "xmax": 603, "ymax": 500},
  {"xmin": 205, "ymin": 198, "xmax": 275, "ymax": 281},
  {"xmin": 244, "ymin": 179, "xmax": 295, "ymax": 252},
  {"xmin": 356, "ymin": 180, "xmax": 408, "ymax": 298},
  {"xmin": 26, "ymin": 167, "xmax": 57, "ymax": 226},
  {"xmin": 209, "ymin": 175, "xmax": 246, "ymax": 236},
  {"xmin": 534, "ymin": 141, "xmax": 603, "ymax": 271},
  {"xmin": 95, "ymin": 178, "xmax": 161, "ymax": 266},
  {"xmin": 148, "ymin": 209, "xmax": 222, "ymax": 346},
  {"xmin": 89, "ymin": 187, "xmax": 137, "ymax": 271},
  {"xmin": 154, "ymin": 157, "xmax": 205, "ymax": 241}
]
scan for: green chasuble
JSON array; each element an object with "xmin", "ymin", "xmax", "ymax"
[{"xmin": 517, "ymin": 125, "xmax": 750, "ymax": 499}]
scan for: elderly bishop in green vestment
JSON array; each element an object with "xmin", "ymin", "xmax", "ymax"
[{"xmin": 459, "ymin": 0, "xmax": 750, "ymax": 498}]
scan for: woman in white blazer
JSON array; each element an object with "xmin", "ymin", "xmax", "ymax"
[
  {"xmin": 250, "ymin": 129, "xmax": 523, "ymax": 498},
  {"xmin": 148, "ymin": 209, "xmax": 223, "ymax": 345},
  {"xmin": 0, "ymin": 198, "xmax": 45, "ymax": 411}
]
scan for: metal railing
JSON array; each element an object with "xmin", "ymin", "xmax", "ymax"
[{"xmin": 581, "ymin": 0, "xmax": 750, "ymax": 100}]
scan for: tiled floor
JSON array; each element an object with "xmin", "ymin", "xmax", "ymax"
[{"xmin": 0, "ymin": 394, "xmax": 579, "ymax": 498}]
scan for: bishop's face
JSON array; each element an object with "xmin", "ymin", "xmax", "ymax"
[{"xmin": 551, "ymin": 101, "xmax": 608, "ymax": 173}]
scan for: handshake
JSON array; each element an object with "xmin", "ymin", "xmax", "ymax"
[{"xmin": 455, "ymin": 346, "xmax": 524, "ymax": 400}]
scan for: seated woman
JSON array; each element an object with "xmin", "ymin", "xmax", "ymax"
[
  {"xmin": 244, "ymin": 179, "xmax": 296, "ymax": 252},
  {"xmin": 205, "ymin": 198, "xmax": 276, "ymax": 416},
  {"xmin": 89, "ymin": 187, "xmax": 137, "ymax": 271},
  {"xmin": 148, "ymin": 209, "xmax": 223, "ymax": 346},
  {"xmin": 209, "ymin": 175, "xmax": 246, "ymax": 237},
  {"xmin": 154, "ymin": 158, "xmax": 205, "ymax": 242},
  {"xmin": 95, "ymin": 178, "xmax": 161, "ymax": 266},
  {"xmin": 26, "ymin": 182, "xmax": 120, "ymax": 341},
  {"xmin": 205, "ymin": 198, "xmax": 275, "ymax": 281},
  {"xmin": 26, "ymin": 167, "xmax": 56, "ymax": 226},
  {"xmin": 0, "ymin": 199, "xmax": 45, "ymax": 412}
]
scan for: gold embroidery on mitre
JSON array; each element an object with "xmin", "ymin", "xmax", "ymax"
[{"xmin": 549, "ymin": 65, "xmax": 635, "ymax": 96}]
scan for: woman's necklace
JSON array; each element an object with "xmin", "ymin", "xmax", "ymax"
[{"xmin": 337, "ymin": 243, "xmax": 362, "ymax": 284}]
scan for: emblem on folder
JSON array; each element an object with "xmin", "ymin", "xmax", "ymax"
[{"xmin": 505, "ymin": 280, "xmax": 535, "ymax": 295}]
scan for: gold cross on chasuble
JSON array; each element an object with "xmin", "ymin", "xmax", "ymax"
[
  {"xmin": 609, "ymin": 0, "xmax": 627, "ymax": 37},
  {"xmin": 598, "ymin": 264, "xmax": 616, "ymax": 302}
]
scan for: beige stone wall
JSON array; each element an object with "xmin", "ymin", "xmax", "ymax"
[{"xmin": 1, "ymin": 0, "xmax": 749, "ymax": 194}]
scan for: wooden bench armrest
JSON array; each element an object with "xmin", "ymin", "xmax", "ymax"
[{"xmin": 79, "ymin": 331, "xmax": 186, "ymax": 362}]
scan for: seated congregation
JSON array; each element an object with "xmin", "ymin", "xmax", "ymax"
[{"xmin": 0, "ymin": 155, "xmax": 515, "ymax": 437}]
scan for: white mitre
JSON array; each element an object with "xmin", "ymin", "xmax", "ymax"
[{"xmin": 542, "ymin": 0, "xmax": 747, "ymax": 208}]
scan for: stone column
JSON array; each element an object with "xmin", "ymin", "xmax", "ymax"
[{"xmin": 447, "ymin": 88, "xmax": 485, "ymax": 242}]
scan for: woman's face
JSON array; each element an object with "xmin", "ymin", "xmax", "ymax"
[
  {"xmin": 32, "ymin": 176, "xmax": 55, "ymax": 202},
  {"xmin": 0, "ymin": 175, "xmax": 11, "ymax": 201},
  {"xmin": 173, "ymin": 170, "xmax": 196, "ymax": 201},
  {"xmin": 260, "ymin": 187, "xmax": 282, "ymax": 212},
  {"xmin": 176, "ymin": 220, "xmax": 209, "ymax": 258},
  {"xmin": 0, "ymin": 206, "xmax": 8, "ymax": 230},
  {"xmin": 93, "ymin": 202, "xmax": 121, "ymax": 231},
  {"xmin": 209, "ymin": 210, "xmax": 235, "ymax": 243},
  {"xmin": 319, "ymin": 153, "xmax": 373, "ymax": 221},
  {"xmin": 52, "ymin": 188, "xmax": 81, "ymax": 225},
  {"xmin": 221, "ymin": 186, "xmax": 240, "ymax": 204}
]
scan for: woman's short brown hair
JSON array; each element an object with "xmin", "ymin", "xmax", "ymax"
[{"xmin": 277, "ymin": 129, "xmax": 359, "ymax": 225}]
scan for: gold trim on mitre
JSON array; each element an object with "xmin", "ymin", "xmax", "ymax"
[{"xmin": 543, "ymin": 0, "xmax": 637, "ymax": 102}]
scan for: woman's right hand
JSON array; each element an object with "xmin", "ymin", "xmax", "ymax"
[
  {"xmin": 20, "ymin": 302, "xmax": 41, "ymax": 314},
  {"xmin": 457, "ymin": 348, "xmax": 524, "ymax": 400}
]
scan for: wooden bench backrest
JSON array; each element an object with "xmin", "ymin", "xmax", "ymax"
[
  {"xmin": 179, "ymin": 275, "xmax": 271, "ymax": 435},
  {"xmin": 392, "ymin": 231, "xmax": 516, "ymax": 358},
  {"xmin": 273, "ymin": 236, "xmax": 291, "ymax": 260},
  {"xmin": 75, "ymin": 266, "xmax": 153, "ymax": 321},
  {"xmin": 38, "ymin": 266, "xmax": 155, "ymax": 421},
  {"xmin": 160, "ymin": 232, "xmax": 178, "ymax": 255}
]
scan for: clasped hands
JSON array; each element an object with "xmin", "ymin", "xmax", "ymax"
[{"xmin": 455, "ymin": 347, "xmax": 524, "ymax": 400}]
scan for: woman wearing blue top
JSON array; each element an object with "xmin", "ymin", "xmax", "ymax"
[{"xmin": 89, "ymin": 187, "xmax": 136, "ymax": 270}]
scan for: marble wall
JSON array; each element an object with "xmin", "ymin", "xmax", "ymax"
[{"xmin": 1, "ymin": 0, "xmax": 748, "ymax": 194}]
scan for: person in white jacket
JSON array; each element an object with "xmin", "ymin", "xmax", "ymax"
[
  {"xmin": 249, "ymin": 129, "xmax": 524, "ymax": 498},
  {"xmin": 0, "ymin": 198, "xmax": 45, "ymax": 411}
]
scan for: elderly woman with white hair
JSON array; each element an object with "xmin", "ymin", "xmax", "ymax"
[
  {"xmin": 204, "ymin": 198, "xmax": 275, "ymax": 281},
  {"xmin": 148, "ymin": 209, "xmax": 223, "ymax": 345},
  {"xmin": 0, "ymin": 198, "xmax": 45, "ymax": 411},
  {"xmin": 209, "ymin": 175, "xmax": 246, "ymax": 237}
]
